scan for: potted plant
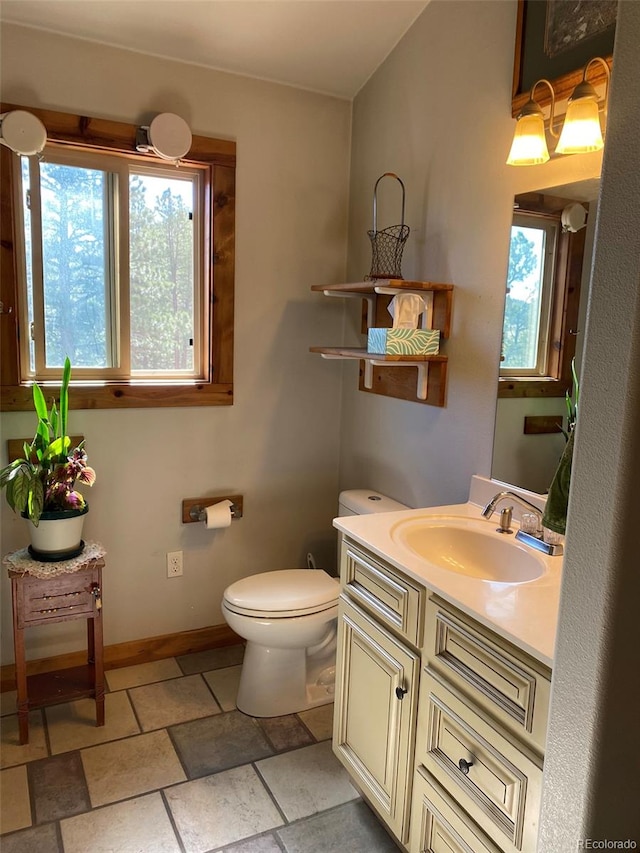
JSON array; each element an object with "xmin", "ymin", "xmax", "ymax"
[{"xmin": 0, "ymin": 357, "xmax": 96, "ymax": 560}]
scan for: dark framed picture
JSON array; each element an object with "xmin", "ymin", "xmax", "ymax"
[{"xmin": 512, "ymin": 0, "xmax": 616, "ymax": 114}]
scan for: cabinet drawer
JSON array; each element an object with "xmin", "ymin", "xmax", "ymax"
[
  {"xmin": 16, "ymin": 567, "xmax": 100, "ymax": 627},
  {"xmin": 410, "ymin": 767, "xmax": 501, "ymax": 853},
  {"xmin": 341, "ymin": 538, "xmax": 424, "ymax": 646},
  {"xmin": 425, "ymin": 597, "xmax": 550, "ymax": 752},
  {"xmin": 417, "ymin": 669, "xmax": 542, "ymax": 853}
]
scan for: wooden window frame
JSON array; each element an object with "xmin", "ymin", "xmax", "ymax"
[
  {"xmin": 0, "ymin": 103, "xmax": 236, "ymax": 411},
  {"xmin": 498, "ymin": 192, "xmax": 587, "ymax": 400}
]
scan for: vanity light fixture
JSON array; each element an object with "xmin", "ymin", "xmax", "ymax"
[
  {"xmin": 507, "ymin": 57, "xmax": 611, "ymax": 166},
  {"xmin": 555, "ymin": 57, "xmax": 610, "ymax": 155},
  {"xmin": 506, "ymin": 79, "xmax": 558, "ymax": 166}
]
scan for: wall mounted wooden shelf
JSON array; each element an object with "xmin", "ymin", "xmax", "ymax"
[{"xmin": 310, "ymin": 280, "xmax": 454, "ymax": 406}]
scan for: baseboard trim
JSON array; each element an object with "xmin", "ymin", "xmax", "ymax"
[{"xmin": 0, "ymin": 623, "xmax": 241, "ymax": 693}]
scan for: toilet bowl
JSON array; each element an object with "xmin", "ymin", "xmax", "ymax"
[
  {"xmin": 221, "ymin": 490, "xmax": 409, "ymax": 718},
  {"xmin": 222, "ymin": 569, "xmax": 339, "ymax": 717}
]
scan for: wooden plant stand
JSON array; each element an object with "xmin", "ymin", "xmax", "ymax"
[{"xmin": 9, "ymin": 556, "xmax": 105, "ymax": 744}]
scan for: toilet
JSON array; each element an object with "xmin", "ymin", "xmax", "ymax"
[{"xmin": 222, "ymin": 489, "xmax": 408, "ymax": 717}]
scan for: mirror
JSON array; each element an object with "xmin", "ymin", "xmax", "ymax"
[{"xmin": 491, "ymin": 175, "xmax": 601, "ymax": 494}]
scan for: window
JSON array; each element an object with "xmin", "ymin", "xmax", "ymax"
[
  {"xmin": 501, "ymin": 213, "xmax": 559, "ymax": 377},
  {"xmin": 1, "ymin": 104, "xmax": 236, "ymax": 411},
  {"xmin": 498, "ymin": 192, "xmax": 587, "ymax": 399}
]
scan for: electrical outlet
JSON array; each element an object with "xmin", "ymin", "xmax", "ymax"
[{"xmin": 167, "ymin": 550, "xmax": 183, "ymax": 578}]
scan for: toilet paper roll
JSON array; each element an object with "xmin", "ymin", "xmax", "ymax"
[{"xmin": 205, "ymin": 500, "xmax": 233, "ymax": 529}]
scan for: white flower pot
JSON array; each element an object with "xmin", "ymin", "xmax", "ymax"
[{"xmin": 24, "ymin": 506, "xmax": 88, "ymax": 561}]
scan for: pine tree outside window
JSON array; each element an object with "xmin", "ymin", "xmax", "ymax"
[{"xmin": 18, "ymin": 147, "xmax": 204, "ymax": 382}]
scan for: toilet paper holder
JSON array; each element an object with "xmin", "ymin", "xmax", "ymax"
[{"xmin": 182, "ymin": 495, "xmax": 244, "ymax": 524}]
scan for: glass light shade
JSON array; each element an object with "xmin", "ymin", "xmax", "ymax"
[
  {"xmin": 556, "ymin": 98, "xmax": 604, "ymax": 154},
  {"xmin": 506, "ymin": 114, "xmax": 550, "ymax": 166}
]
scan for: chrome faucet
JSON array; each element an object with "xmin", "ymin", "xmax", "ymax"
[
  {"xmin": 481, "ymin": 491, "xmax": 563, "ymax": 556},
  {"xmin": 481, "ymin": 491, "xmax": 542, "ymax": 532}
]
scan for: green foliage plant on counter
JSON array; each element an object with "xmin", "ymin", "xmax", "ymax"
[
  {"xmin": 0, "ymin": 358, "xmax": 96, "ymax": 525},
  {"xmin": 561, "ymin": 358, "xmax": 580, "ymax": 441}
]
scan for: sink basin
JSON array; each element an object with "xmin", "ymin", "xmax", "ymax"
[{"xmin": 390, "ymin": 516, "xmax": 545, "ymax": 583}]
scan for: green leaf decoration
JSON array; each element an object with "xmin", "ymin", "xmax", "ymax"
[
  {"xmin": 27, "ymin": 477, "xmax": 44, "ymax": 526},
  {"xmin": 11, "ymin": 469, "xmax": 30, "ymax": 513},
  {"xmin": 0, "ymin": 462, "xmax": 20, "ymax": 489},
  {"xmin": 50, "ymin": 402, "xmax": 58, "ymax": 438},
  {"xmin": 5, "ymin": 474, "xmax": 15, "ymax": 510},
  {"xmin": 60, "ymin": 357, "xmax": 71, "ymax": 443},
  {"xmin": 32, "ymin": 381, "xmax": 49, "ymax": 421},
  {"xmin": 47, "ymin": 436, "xmax": 70, "ymax": 460},
  {"xmin": 0, "ymin": 358, "xmax": 90, "ymax": 525}
]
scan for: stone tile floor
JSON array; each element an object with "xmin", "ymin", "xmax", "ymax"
[{"xmin": 0, "ymin": 645, "xmax": 400, "ymax": 852}]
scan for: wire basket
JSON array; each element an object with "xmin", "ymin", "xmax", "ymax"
[{"xmin": 366, "ymin": 173, "xmax": 410, "ymax": 280}]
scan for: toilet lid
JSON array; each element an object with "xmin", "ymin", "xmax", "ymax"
[{"xmin": 223, "ymin": 569, "xmax": 339, "ymax": 614}]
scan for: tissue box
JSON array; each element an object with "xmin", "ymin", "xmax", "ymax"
[{"xmin": 367, "ymin": 328, "xmax": 440, "ymax": 356}]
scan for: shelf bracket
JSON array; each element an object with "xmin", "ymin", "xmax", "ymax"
[
  {"xmin": 323, "ymin": 290, "xmax": 375, "ymax": 327},
  {"xmin": 416, "ymin": 364, "xmax": 429, "ymax": 400},
  {"xmin": 364, "ymin": 360, "xmax": 430, "ymax": 401}
]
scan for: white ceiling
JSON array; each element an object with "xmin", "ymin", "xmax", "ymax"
[{"xmin": 0, "ymin": 0, "xmax": 430, "ymax": 99}]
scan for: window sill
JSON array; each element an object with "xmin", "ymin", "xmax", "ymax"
[
  {"xmin": 498, "ymin": 377, "xmax": 571, "ymax": 399},
  {"xmin": 0, "ymin": 382, "xmax": 233, "ymax": 411}
]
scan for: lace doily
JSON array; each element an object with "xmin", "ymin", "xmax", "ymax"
[{"xmin": 3, "ymin": 541, "xmax": 107, "ymax": 579}]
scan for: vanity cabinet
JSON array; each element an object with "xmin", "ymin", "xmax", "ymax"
[
  {"xmin": 414, "ymin": 596, "xmax": 550, "ymax": 853},
  {"xmin": 333, "ymin": 538, "xmax": 552, "ymax": 853},
  {"xmin": 333, "ymin": 540, "xmax": 425, "ymax": 844}
]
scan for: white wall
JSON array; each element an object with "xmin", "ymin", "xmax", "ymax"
[
  {"xmin": 0, "ymin": 24, "xmax": 352, "ymax": 664},
  {"xmin": 339, "ymin": 0, "xmax": 520, "ymax": 508},
  {"xmin": 340, "ymin": 0, "xmax": 603, "ymax": 510}
]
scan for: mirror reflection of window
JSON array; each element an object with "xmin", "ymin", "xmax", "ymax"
[
  {"xmin": 492, "ymin": 181, "xmax": 600, "ymax": 494},
  {"xmin": 501, "ymin": 214, "xmax": 559, "ymax": 377}
]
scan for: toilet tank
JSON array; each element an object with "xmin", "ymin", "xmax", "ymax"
[{"xmin": 338, "ymin": 489, "xmax": 409, "ymax": 517}]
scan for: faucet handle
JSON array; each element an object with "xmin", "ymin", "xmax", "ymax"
[{"xmin": 521, "ymin": 512, "xmax": 541, "ymax": 535}]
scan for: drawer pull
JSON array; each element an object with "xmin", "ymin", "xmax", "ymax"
[
  {"xmin": 458, "ymin": 758, "xmax": 474, "ymax": 775},
  {"xmin": 395, "ymin": 686, "xmax": 408, "ymax": 700}
]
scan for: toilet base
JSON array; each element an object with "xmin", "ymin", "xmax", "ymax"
[{"xmin": 236, "ymin": 637, "xmax": 336, "ymax": 718}]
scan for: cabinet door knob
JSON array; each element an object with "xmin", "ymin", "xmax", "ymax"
[
  {"xmin": 458, "ymin": 758, "xmax": 474, "ymax": 775},
  {"xmin": 395, "ymin": 686, "xmax": 408, "ymax": 700}
]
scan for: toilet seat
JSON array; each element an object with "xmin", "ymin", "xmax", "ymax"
[{"xmin": 223, "ymin": 569, "xmax": 339, "ymax": 619}]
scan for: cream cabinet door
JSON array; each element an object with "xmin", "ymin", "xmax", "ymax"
[{"xmin": 333, "ymin": 595, "xmax": 420, "ymax": 844}]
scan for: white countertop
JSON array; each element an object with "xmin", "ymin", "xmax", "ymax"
[{"xmin": 333, "ymin": 501, "xmax": 561, "ymax": 668}]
